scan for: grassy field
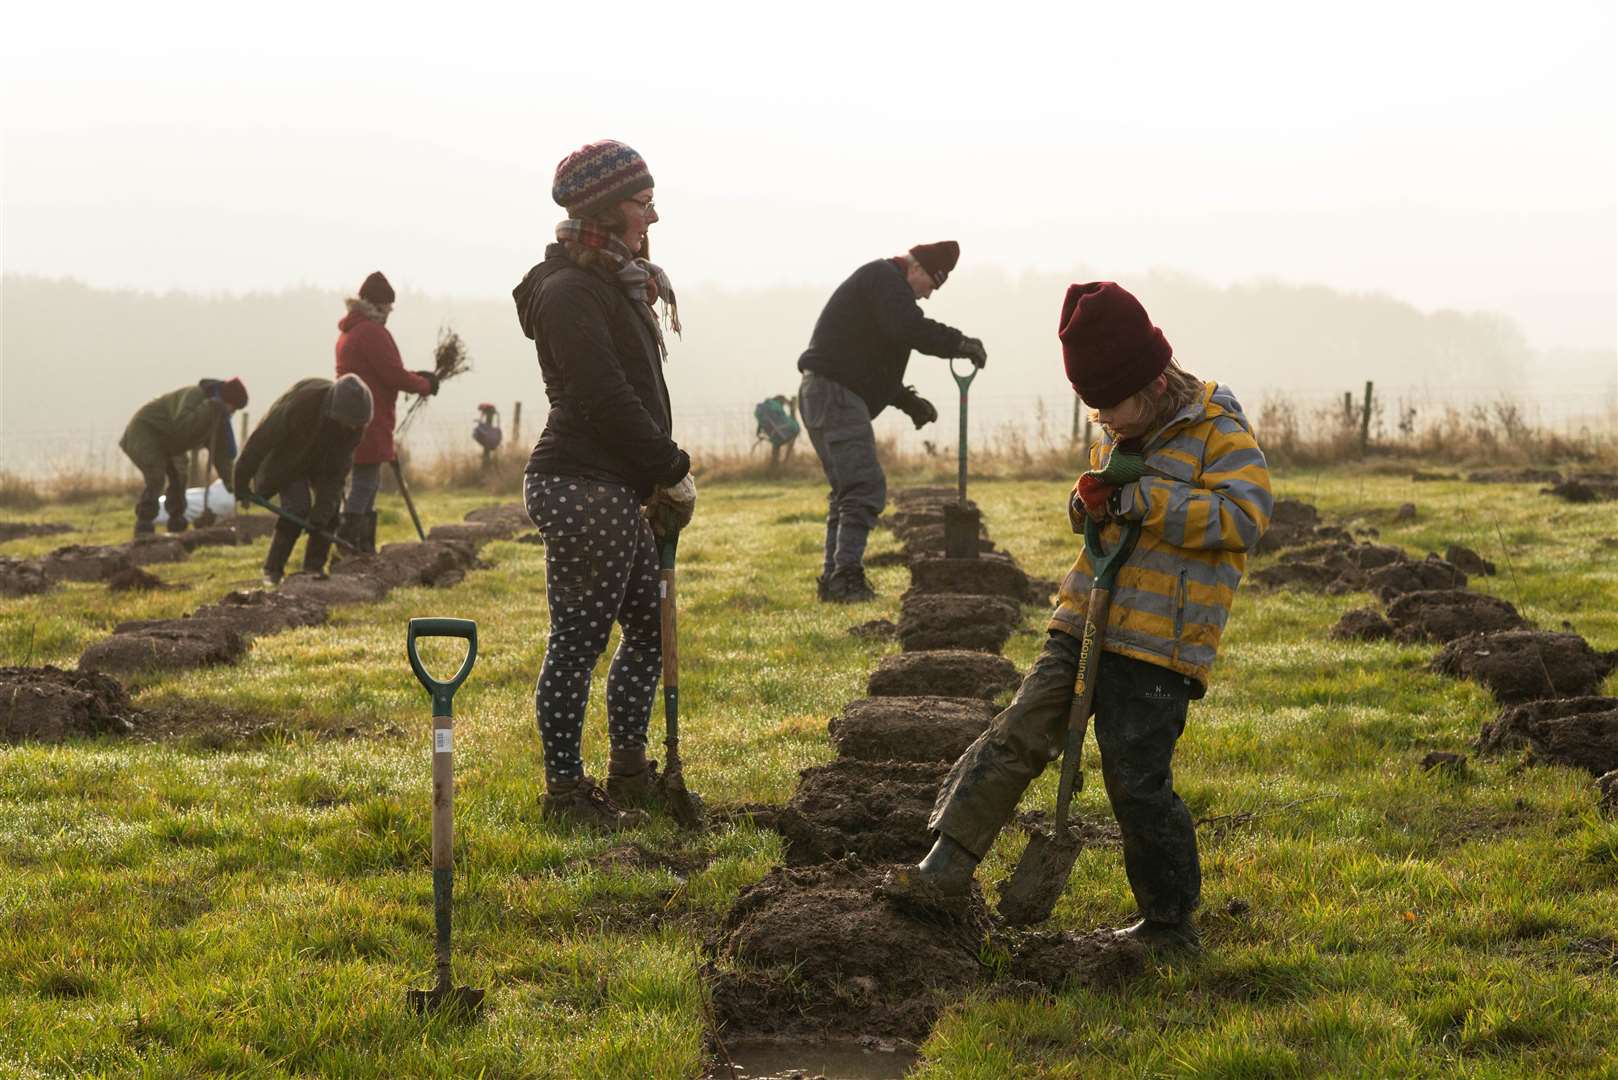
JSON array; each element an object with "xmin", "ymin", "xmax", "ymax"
[{"xmin": 2, "ymin": 469, "xmax": 1616, "ymax": 1078}]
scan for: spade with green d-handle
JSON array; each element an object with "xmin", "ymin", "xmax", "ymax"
[
  {"xmin": 943, "ymin": 356, "xmax": 983, "ymax": 558},
  {"xmin": 405, "ymin": 616, "xmax": 485, "ymax": 1016},
  {"xmin": 998, "ymin": 515, "xmax": 1141, "ymax": 926},
  {"xmin": 653, "ymin": 533, "xmax": 706, "ymax": 830}
]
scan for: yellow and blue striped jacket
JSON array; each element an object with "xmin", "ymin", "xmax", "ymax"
[{"xmin": 1048, "ymin": 381, "xmax": 1273, "ymax": 687}]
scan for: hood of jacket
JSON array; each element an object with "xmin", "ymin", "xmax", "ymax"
[{"xmin": 513, "ymin": 244, "xmax": 583, "ymax": 341}]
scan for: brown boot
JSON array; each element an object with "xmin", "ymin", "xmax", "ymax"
[
  {"xmin": 542, "ymin": 776, "xmax": 648, "ymax": 830},
  {"xmin": 605, "ymin": 747, "xmax": 662, "ymax": 809}
]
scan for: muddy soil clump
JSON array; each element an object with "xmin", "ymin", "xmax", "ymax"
[
  {"xmin": 1331, "ymin": 607, "xmax": 1394, "ymax": 642},
  {"xmin": 0, "ymin": 557, "xmax": 54, "ymax": 598},
  {"xmin": 1544, "ymin": 477, "xmax": 1618, "ymax": 504},
  {"xmin": 1253, "ymin": 499, "xmax": 1353, "ymax": 553},
  {"xmin": 280, "ymin": 572, "xmax": 391, "ymax": 605},
  {"xmin": 777, "ymin": 758, "xmax": 949, "ymax": 866},
  {"xmin": 1478, "ymin": 696, "xmax": 1618, "ymax": 775},
  {"xmin": 897, "ymin": 594, "xmax": 1020, "ymax": 654},
  {"xmin": 332, "ymin": 539, "xmax": 480, "ymax": 590},
  {"xmin": 1000, "ymin": 928, "xmax": 1148, "ymax": 994},
  {"xmin": 1367, "ymin": 557, "xmax": 1468, "ymax": 602},
  {"xmin": 427, "ymin": 522, "xmax": 511, "ymax": 545},
  {"xmin": 190, "ymin": 589, "xmax": 328, "ymax": 637},
  {"xmin": 1, "ymin": 666, "xmax": 141, "ymax": 741},
  {"xmin": 0, "ymin": 521, "xmax": 73, "ymax": 544},
  {"xmin": 828, "ymin": 696, "xmax": 993, "ymax": 764},
  {"xmin": 107, "ymin": 566, "xmax": 167, "ymax": 592},
  {"xmin": 847, "ymin": 619, "xmax": 897, "ymax": 641},
  {"xmin": 1384, "ymin": 589, "xmax": 1527, "ymax": 644},
  {"xmin": 38, "ymin": 544, "xmax": 136, "ymax": 583},
  {"xmin": 1444, "ymin": 544, "xmax": 1496, "ymax": 576},
  {"xmin": 869, "ymin": 650, "xmax": 1020, "ymax": 701},
  {"xmin": 900, "ymin": 523, "xmax": 994, "ymax": 560},
  {"xmin": 79, "ymin": 619, "xmax": 247, "ymax": 675},
  {"xmin": 1468, "ymin": 467, "xmax": 1562, "ymax": 485},
  {"xmin": 1433, "ymin": 631, "xmax": 1618, "ymax": 704},
  {"xmin": 462, "ymin": 503, "xmax": 532, "ymax": 533},
  {"xmin": 707, "ymin": 859, "xmax": 989, "ymax": 1041},
  {"xmin": 1252, "ymin": 539, "xmax": 1408, "ymax": 593},
  {"xmin": 908, "ymin": 556, "xmax": 1030, "ymax": 604}
]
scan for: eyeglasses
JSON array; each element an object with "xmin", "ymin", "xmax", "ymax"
[{"xmin": 626, "ymin": 196, "xmax": 656, "ymax": 214}]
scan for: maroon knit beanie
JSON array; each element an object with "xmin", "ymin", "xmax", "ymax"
[
  {"xmin": 219, "ymin": 377, "xmax": 248, "ymax": 410},
  {"xmin": 1058, "ymin": 282, "xmax": 1173, "ymax": 408},
  {"xmin": 359, "ymin": 271, "xmax": 395, "ymax": 306},
  {"xmin": 553, "ymin": 140, "xmax": 654, "ymax": 219},
  {"xmin": 909, "ymin": 241, "xmax": 960, "ymax": 286}
]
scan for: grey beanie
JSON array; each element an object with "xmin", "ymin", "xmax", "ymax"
[{"xmin": 327, "ymin": 374, "xmax": 374, "ymax": 429}]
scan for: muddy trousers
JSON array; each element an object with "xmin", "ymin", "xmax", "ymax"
[
  {"xmin": 525, "ymin": 473, "xmax": 662, "ymax": 786},
  {"xmin": 263, "ymin": 481, "xmax": 334, "ymax": 577},
  {"xmin": 127, "ymin": 451, "xmax": 187, "ymax": 531},
  {"xmin": 799, "ymin": 371, "xmax": 886, "ymax": 575},
  {"xmin": 930, "ymin": 631, "xmax": 1202, "ymax": 923}
]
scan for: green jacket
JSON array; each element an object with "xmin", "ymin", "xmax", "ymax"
[
  {"xmin": 120, "ymin": 382, "xmax": 235, "ymax": 480},
  {"xmin": 233, "ymin": 378, "xmax": 363, "ymax": 530}
]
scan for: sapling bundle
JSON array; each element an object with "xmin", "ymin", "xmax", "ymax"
[{"xmin": 396, "ymin": 325, "xmax": 472, "ymax": 435}]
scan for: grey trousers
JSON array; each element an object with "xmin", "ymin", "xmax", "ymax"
[
  {"xmin": 930, "ymin": 631, "xmax": 1203, "ymax": 923},
  {"xmin": 799, "ymin": 371, "xmax": 886, "ymax": 574},
  {"xmin": 344, "ymin": 462, "xmax": 383, "ymax": 514}
]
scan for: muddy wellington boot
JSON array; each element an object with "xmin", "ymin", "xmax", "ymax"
[
  {"xmin": 605, "ymin": 746, "xmax": 662, "ymax": 808},
  {"xmin": 1113, "ymin": 917, "xmax": 1202, "ymax": 953},
  {"xmin": 880, "ymin": 833, "xmax": 980, "ymax": 909},
  {"xmin": 543, "ymin": 776, "xmax": 649, "ymax": 830}
]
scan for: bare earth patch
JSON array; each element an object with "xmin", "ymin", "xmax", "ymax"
[{"xmin": 0, "ymin": 666, "xmax": 141, "ymax": 741}]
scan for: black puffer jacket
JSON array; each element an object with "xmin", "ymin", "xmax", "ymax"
[
  {"xmin": 797, "ymin": 258, "xmax": 967, "ymax": 418},
  {"xmin": 233, "ymin": 378, "xmax": 363, "ymax": 528},
  {"xmin": 513, "ymin": 244, "xmax": 689, "ymax": 499}
]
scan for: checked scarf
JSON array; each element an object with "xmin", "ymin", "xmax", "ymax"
[{"xmin": 555, "ymin": 218, "xmax": 682, "ymax": 357}]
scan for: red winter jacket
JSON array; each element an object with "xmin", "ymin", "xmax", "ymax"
[{"xmin": 334, "ymin": 312, "xmax": 432, "ymax": 465}]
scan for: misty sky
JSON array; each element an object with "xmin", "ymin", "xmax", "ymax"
[{"xmin": 3, "ymin": 0, "xmax": 1615, "ymax": 352}]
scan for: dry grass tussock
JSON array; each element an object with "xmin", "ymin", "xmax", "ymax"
[{"xmin": 0, "ymin": 467, "xmax": 131, "ymax": 509}]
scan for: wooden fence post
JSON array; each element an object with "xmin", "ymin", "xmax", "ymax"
[
  {"xmin": 1071, "ymin": 395, "xmax": 1083, "ymax": 444},
  {"xmin": 511, "ymin": 401, "xmax": 522, "ymax": 449},
  {"xmin": 1359, "ymin": 381, "xmax": 1374, "ymax": 456}
]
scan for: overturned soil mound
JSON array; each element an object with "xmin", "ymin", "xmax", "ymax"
[
  {"xmin": 331, "ymin": 539, "xmax": 480, "ymax": 590},
  {"xmin": 1478, "ymin": 696, "xmax": 1618, "ymax": 775},
  {"xmin": 777, "ymin": 758, "xmax": 948, "ymax": 866},
  {"xmin": 178, "ymin": 519, "xmax": 275, "ymax": 550},
  {"xmin": 1544, "ymin": 477, "xmax": 1618, "ymax": 504},
  {"xmin": 463, "ymin": 502, "xmax": 534, "ymax": 533},
  {"xmin": 897, "ymin": 593, "xmax": 1021, "ymax": 654},
  {"xmin": 1253, "ymin": 539, "xmax": 1410, "ymax": 593},
  {"xmin": 900, "ymin": 523, "xmax": 994, "ymax": 560},
  {"xmin": 1, "ymin": 666, "xmax": 140, "ymax": 741},
  {"xmin": 847, "ymin": 619, "xmax": 897, "ymax": 641},
  {"xmin": 1444, "ymin": 544, "xmax": 1496, "ymax": 576},
  {"xmin": 280, "ymin": 572, "xmax": 390, "ymax": 605},
  {"xmin": 1252, "ymin": 499, "xmax": 1352, "ymax": 553},
  {"xmin": 707, "ymin": 859, "xmax": 989, "ymax": 1041},
  {"xmin": 908, "ymin": 556, "xmax": 1030, "ymax": 604},
  {"xmin": 1368, "ymin": 557, "xmax": 1468, "ymax": 602},
  {"xmin": 1385, "ymin": 589, "xmax": 1528, "ymax": 644},
  {"xmin": 190, "ymin": 589, "xmax": 328, "ymax": 637},
  {"xmin": 1000, "ymin": 928, "xmax": 1148, "ymax": 994},
  {"xmin": 38, "ymin": 544, "xmax": 136, "ymax": 583},
  {"xmin": 79, "ymin": 619, "xmax": 247, "ymax": 676},
  {"xmin": 828, "ymin": 696, "xmax": 993, "ymax": 764},
  {"xmin": 1433, "ymin": 631, "xmax": 1618, "ymax": 704},
  {"xmin": 107, "ymin": 566, "xmax": 167, "ymax": 592},
  {"xmin": 0, "ymin": 521, "xmax": 73, "ymax": 544},
  {"xmin": 869, "ymin": 650, "xmax": 1021, "ymax": 701},
  {"xmin": 427, "ymin": 522, "xmax": 512, "ymax": 545},
  {"xmin": 1331, "ymin": 607, "xmax": 1393, "ymax": 642},
  {"xmin": 0, "ymin": 557, "xmax": 53, "ymax": 598}
]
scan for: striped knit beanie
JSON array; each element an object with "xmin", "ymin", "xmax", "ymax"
[{"xmin": 552, "ymin": 140, "xmax": 653, "ymax": 219}]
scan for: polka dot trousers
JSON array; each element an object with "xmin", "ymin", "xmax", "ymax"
[{"xmin": 525, "ymin": 474, "xmax": 662, "ymax": 785}]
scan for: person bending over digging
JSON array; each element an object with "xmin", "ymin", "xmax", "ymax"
[
  {"xmin": 119, "ymin": 377, "xmax": 248, "ymax": 537},
  {"xmin": 233, "ymin": 375, "xmax": 374, "ymax": 587},
  {"xmin": 796, "ymin": 241, "xmax": 988, "ymax": 602},
  {"xmin": 512, "ymin": 139, "xmax": 697, "ymax": 829},
  {"xmin": 334, "ymin": 270, "xmax": 439, "ymax": 555},
  {"xmin": 887, "ymin": 282, "xmax": 1273, "ymax": 952}
]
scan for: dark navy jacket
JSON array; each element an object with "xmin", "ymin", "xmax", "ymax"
[
  {"xmin": 797, "ymin": 258, "xmax": 965, "ymax": 418},
  {"xmin": 513, "ymin": 244, "xmax": 689, "ymax": 499}
]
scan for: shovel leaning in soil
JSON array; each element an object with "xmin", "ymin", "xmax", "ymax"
[
  {"xmin": 943, "ymin": 356, "xmax": 982, "ymax": 559},
  {"xmin": 998, "ymin": 515, "xmax": 1140, "ymax": 926},
  {"xmin": 240, "ymin": 492, "xmax": 359, "ymax": 553},
  {"xmin": 655, "ymin": 533, "xmax": 705, "ymax": 829},
  {"xmin": 405, "ymin": 616, "xmax": 485, "ymax": 1017},
  {"xmin": 390, "ymin": 460, "xmax": 428, "ymax": 541}
]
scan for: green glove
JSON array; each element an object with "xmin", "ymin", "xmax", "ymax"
[{"xmin": 1091, "ymin": 450, "xmax": 1147, "ymax": 485}]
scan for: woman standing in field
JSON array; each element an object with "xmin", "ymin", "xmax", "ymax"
[
  {"xmin": 888, "ymin": 282, "xmax": 1274, "ymax": 952},
  {"xmin": 512, "ymin": 140, "xmax": 696, "ymax": 829}
]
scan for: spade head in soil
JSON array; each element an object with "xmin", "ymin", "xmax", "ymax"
[
  {"xmin": 998, "ymin": 819, "xmax": 1086, "ymax": 926},
  {"xmin": 406, "ymin": 980, "xmax": 485, "ymax": 1019}
]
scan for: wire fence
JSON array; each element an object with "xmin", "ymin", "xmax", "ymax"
[{"xmin": 3, "ymin": 384, "xmax": 1614, "ymax": 481}]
